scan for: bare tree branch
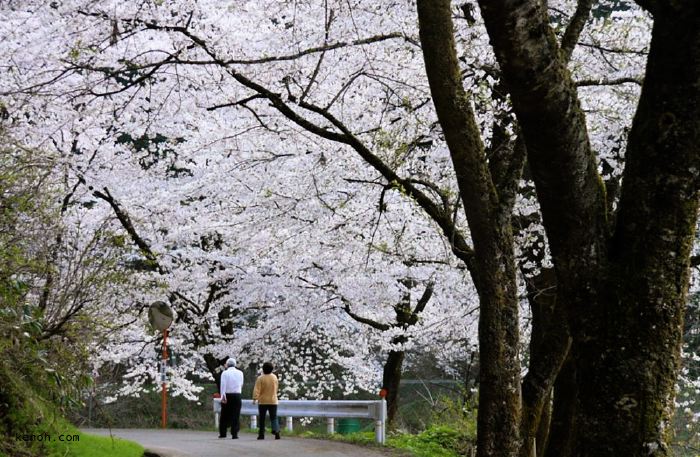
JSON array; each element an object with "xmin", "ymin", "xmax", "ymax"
[
  {"xmin": 206, "ymin": 94, "xmax": 266, "ymax": 111},
  {"xmin": 576, "ymin": 76, "xmax": 643, "ymax": 87},
  {"xmin": 412, "ymin": 281, "xmax": 435, "ymax": 315},
  {"xmin": 341, "ymin": 298, "xmax": 392, "ymax": 331},
  {"xmin": 577, "ymin": 41, "xmax": 648, "ymax": 56},
  {"xmin": 142, "ymin": 22, "xmax": 405, "ymax": 65},
  {"xmin": 560, "ymin": 0, "xmax": 594, "ymax": 62},
  {"xmin": 92, "ymin": 187, "xmax": 165, "ymax": 274}
]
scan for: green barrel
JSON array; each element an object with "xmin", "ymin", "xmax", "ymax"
[{"xmin": 337, "ymin": 418, "xmax": 362, "ymax": 434}]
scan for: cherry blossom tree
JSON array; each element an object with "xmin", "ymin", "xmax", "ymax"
[
  {"xmin": 1, "ymin": 1, "xmax": 698, "ymax": 456},
  {"xmin": 2, "ymin": 0, "xmax": 484, "ymax": 409}
]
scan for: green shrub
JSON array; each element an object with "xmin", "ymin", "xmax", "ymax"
[
  {"xmin": 302, "ymin": 424, "xmax": 474, "ymax": 457},
  {"xmin": 388, "ymin": 425, "xmax": 474, "ymax": 457}
]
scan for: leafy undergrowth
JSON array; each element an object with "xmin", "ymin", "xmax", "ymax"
[
  {"xmin": 295, "ymin": 425, "xmax": 474, "ymax": 457},
  {"xmin": 388, "ymin": 426, "xmax": 474, "ymax": 457}
]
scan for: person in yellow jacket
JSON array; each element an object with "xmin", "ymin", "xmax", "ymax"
[{"xmin": 252, "ymin": 361, "xmax": 280, "ymax": 440}]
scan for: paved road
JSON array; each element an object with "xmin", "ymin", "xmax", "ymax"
[{"xmin": 83, "ymin": 429, "xmax": 393, "ymax": 457}]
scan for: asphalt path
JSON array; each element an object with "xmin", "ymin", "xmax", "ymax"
[{"xmin": 83, "ymin": 429, "xmax": 393, "ymax": 457}]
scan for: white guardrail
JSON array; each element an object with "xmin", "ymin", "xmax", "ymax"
[{"xmin": 213, "ymin": 398, "xmax": 387, "ymax": 444}]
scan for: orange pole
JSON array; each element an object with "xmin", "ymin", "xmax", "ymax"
[{"xmin": 161, "ymin": 329, "xmax": 168, "ymax": 429}]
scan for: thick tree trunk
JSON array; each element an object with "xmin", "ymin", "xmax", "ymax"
[
  {"xmin": 473, "ymin": 1, "xmax": 699, "ymax": 455},
  {"xmin": 469, "ymin": 5, "xmax": 608, "ymax": 451},
  {"xmin": 204, "ymin": 353, "xmax": 225, "ymax": 391},
  {"xmin": 571, "ymin": 10, "xmax": 700, "ymax": 456},
  {"xmin": 419, "ymin": 1, "xmax": 698, "ymax": 456},
  {"xmin": 382, "ymin": 349, "xmax": 405, "ymax": 427},
  {"xmin": 535, "ymin": 391, "xmax": 551, "ymax": 457},
  {"xmin": 417, "ymin": 2, "xmax": 521, "ymax": 456},
  {"xmin": 520, "ymin": 269, "xmax": 569, "ymax": 457},
  {"xmin": 501, "ymin": 3, "xmax": 700, "ymax": 455},
  {"xmin": 543, "ymin": 356, "xmax": 576, "ymax": 457}
]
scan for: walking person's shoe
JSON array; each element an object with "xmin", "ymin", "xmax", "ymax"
[
  {"xmin": 274, "ymin": 431, "xmax": 281, "ymax": 440},
  {"xmin": 232, "ymin": 435, "xmax": 239, "ymax": 439},
  {"xmin": 257, "ymin": 434, "xmax": 265, "ymax": 440}
]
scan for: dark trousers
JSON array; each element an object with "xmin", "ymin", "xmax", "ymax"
[
  {"xmin": 258, "ymin": 404, "xmax": 279, "ymax": 436},
  {"xmin": 219, "ymin": 393, "xmax": 242, "ymax": 438}
]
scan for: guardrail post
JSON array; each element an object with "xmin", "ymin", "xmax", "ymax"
[
  {"xmin": 326, "ymin": 417, "xmax": 335, "ymax": 434},
  {"xmin": 286, "ymin": 416, "xmax": 293, "ymax": 432},
  {"xmin": 251, "ymin": 414, "xmax": 257, "ymax": 429},
  {"xmin": 375, "ymin": 399, "xmax": 387, "ymax": 444},
  {"xmin": 213, "ymin": 397, "xmax": 221, "ymax": 429}
]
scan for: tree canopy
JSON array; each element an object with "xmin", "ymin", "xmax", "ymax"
[{"xmin": 1, "ymin": 1, "xmax": 699, "ymax": 456}]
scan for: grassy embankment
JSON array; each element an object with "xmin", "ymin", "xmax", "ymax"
[{"xmin": 0, "ymin": 353, "xmax": 143, "ymax": 457}]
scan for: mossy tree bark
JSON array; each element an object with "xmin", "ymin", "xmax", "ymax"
[
  {"xmin": 418, "ymin": 2, "xmax": 523, "ymax": 456},
  {"xmin": 571, "ymin": 7, "xmax": 700, "ymax": 455},
  {"xmin": 419, "ymin": 0, "xmax": 699, "ymax": 455},
  {"xmin": 543, "ymin": 356, "xmax": 576, "ymax": 457},
  {"xmin": 521, "ymin": 268, "xmax": 569, "ymax": 457},
  {"xmin": 474, "ymin": 0, "xmax": 700, "ymax": 456}
]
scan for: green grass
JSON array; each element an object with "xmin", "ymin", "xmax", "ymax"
[{"xmin": 45, "ymin": 427, "xmax": 144, "ymax": 457}]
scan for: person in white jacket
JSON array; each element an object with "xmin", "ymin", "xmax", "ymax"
[{"xmin": 219, "ymin": 358, "xmax": 244, "ymax": 439}]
